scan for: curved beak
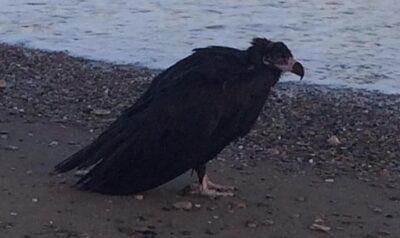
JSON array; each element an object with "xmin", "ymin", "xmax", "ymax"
[
  {"xmin": 291, "ymin": 61, "xmax": 304, "ymax": 80},
  {"xmin": 272, "ymin": 58, "xmax": 305, "ymax": 80}
]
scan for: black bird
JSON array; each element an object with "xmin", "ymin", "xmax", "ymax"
[{"xmin": 54, "ymin": 38, "xmax": 304, "ymax": 196}]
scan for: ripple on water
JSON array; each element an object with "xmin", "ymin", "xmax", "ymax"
[
  {"xmin": 205, "ymin": 25, "xmax": 225, "ymax": 30},
  {"xmin": 0, "ymin": 0, "xmax": 399, "ymax": 94}
]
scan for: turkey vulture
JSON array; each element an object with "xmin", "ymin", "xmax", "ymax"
[{"xmin": 55, "ymin": 37, "xmax": 304, "ymax": 196}]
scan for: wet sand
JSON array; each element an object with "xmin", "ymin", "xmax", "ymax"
[{"xmin": 1, "ymin": 44, "xmax": 400, "ymax": 237}]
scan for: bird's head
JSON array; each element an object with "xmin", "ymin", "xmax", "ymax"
[{"xmin": 248, "ymin": 38, "xmax": 304, "ymax": 80}]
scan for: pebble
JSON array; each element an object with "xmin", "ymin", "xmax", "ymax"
[
  {"xmin": 309, "ymin": 223, "xmax": 331, "ymax": 232},
  {"xmin": 266, "ymin": 148, "xmax": 280, "ymax": 155},
  {"xmin": 32, "ymin": 198, "xmax": 39, "ymax": 203},
  {"xmin": 327, "ymin": 135, "xmax": 341, "ymax": 146},
  {"xmin": 49, "ymin": 141, "xmax": 59, "ymax": 147},
  {"xmin": 92, "ymin": 109, "xmax": 111, "ymax": 116},
  {"xmin": 325, "ymin": 178, "xmax": 335, "ymax": 183},
  {"xmin": 235, "ymin": 201, "xmax": 248, "ymax": 209},
  {"xmin": 262, "ymin": 219, "xmax": 274, "ymax": 226},
  {"xmin": 372, "ymin": 207, "xmax": 383, "ymax": 213},
  {"xmin": 4, "ymin": 145, "xmax": 19, "ymax": 151},
  {"xmin": 173, "ymin": 201, "xmax": 193, "ymax": 211},
  {"xmin": 246, "ymin": 220, "xmax": 258, "ymax": 228},
  {"xmin": 0, "ymin": 79, "xmax": 6, "ymax": 88}
]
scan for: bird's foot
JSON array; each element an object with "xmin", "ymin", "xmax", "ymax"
[
  {"xmin": 190, "ymin": 185, "xmax": 234, "ymax": 197},
  {"xmin": 203, "ymin": 175, "xmax": 235, "ymax": 192},
  {"xmin": 189, "ymin": 175, "xmax": 234, "ymax": 197}
]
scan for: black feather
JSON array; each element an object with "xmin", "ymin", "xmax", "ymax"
[{"xmin": 54, "ymin": 39, "xmax": 287, "ymax": 195}]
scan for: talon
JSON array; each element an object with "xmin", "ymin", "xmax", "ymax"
[
  {"xmin": 190, "ymin": 184, "xmax": 234, "ymax": 197},
  {"xmin": 192, "ymin": 165, "xmax": 235, "ymax": 197},
  {"xmin": 204, "ymin": 175, "xmax": 235, "ymax": 192}
]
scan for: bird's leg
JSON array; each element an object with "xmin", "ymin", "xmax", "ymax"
[{"xmin": 190, "ymin": 164, "xmax": 234, "ymax": 197}]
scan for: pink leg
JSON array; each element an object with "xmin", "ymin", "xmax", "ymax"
[{"xmin": 190, "ymin": 164, "xmax": 234, "ymax": 197}]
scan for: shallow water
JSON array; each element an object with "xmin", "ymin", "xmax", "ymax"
[{"xmin": 0, "ymin": 0, "xmax": 399, "ymax": 93}]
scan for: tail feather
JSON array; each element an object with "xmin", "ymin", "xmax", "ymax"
[
  {"xmin": 54, "ymin": 117, "xmax": 129, "ymax": 173},
  {"xmin": 54, "ymin": 144, "xmax": 95, "ymax": 173}
]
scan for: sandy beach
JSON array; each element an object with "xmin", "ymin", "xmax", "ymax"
[{"xmin": 1, "ymin": 43, "xmax": 400, "ymax": 238}]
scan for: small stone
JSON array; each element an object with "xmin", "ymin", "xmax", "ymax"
[
  {"xmin": 310, "ymin": 223, "xmax": 331, "ymax": 232},
  {"xmin": 325, "ymin": 178, "xmax": 335, "ymax": 183},
  {"xmin": 173, "ymin": 201, "xmax": 193, "ymax": 211},
  {"xmin": 134, "ymin": 195, "xmax": 144, "ymax": 200},
  {"xmin": 238, "ymin": 145, "xmax": 244, "ymax": 150},
  {"xmin": 194, "ymin": 203, "xmax": 201, "ymax": 208},
  {"xmin": 266, "ymin": 148, "xmax": 280, "ymax": 155},
  {"xmin": 235, "ymin": 201, "xmax": 248, "ymax": 209},
  {"xmin": 32, "ymin": 198, "xmax": 39, "ymax": 203},
  {"xmin": 49, "ymin": 141, "xmax": 59, "ymax": 147},
  {"xmin": 10, "ymin": 212, "xmax": 18, "ymax": 216},
  {"xmin": 0, "ymin": 79, "xmax": 7, "ymax": 88},
  {"xmin": 92, "ymin": 109, "xmax": 111, "ymax": 116},
  {"xmin": 4, "ymin": 145, "xmax": 19, "ymax": 151},
  {"xmin": 327, "ymin": 135, "xmax": 341, "ymax": 146},
  {"xmin": 246, "ymin": 220, "xmax": 257, "ymax": 228},
  {"xmin": 262, "ymin": 219, "xmax": 274, "ymax": 226},
  {"xmin": 314, "ymin": 218, "xmax": 324, "ymax": 223},
  {"xmin": 372, "ymin": 207, "xmax": 383, "ymax": 213}
]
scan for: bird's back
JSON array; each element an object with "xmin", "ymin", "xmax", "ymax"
[{"xmin": 55, "ymin": 46, "xmax": 276, "ymax": 195}]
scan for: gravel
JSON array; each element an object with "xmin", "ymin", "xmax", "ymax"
[{"xmin": 1, "ymin": 42, "xmax": 399, "ymax": 180}]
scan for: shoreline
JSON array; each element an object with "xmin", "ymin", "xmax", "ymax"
[
  {"xmin": 3, "ymin": 41, "xmax": 400, "ymax": 96},
  {"xmin": 1, "ymin": 43, "xmax": 400, "ymax": 237},
  {"xmin": 1, "ymin": 42, "xmax": 400, "ymax": 178}
]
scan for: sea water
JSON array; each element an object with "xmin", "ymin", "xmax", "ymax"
[{"xmin": 0, "ymin": 0, "xmax": 399, "ymax": 93}]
